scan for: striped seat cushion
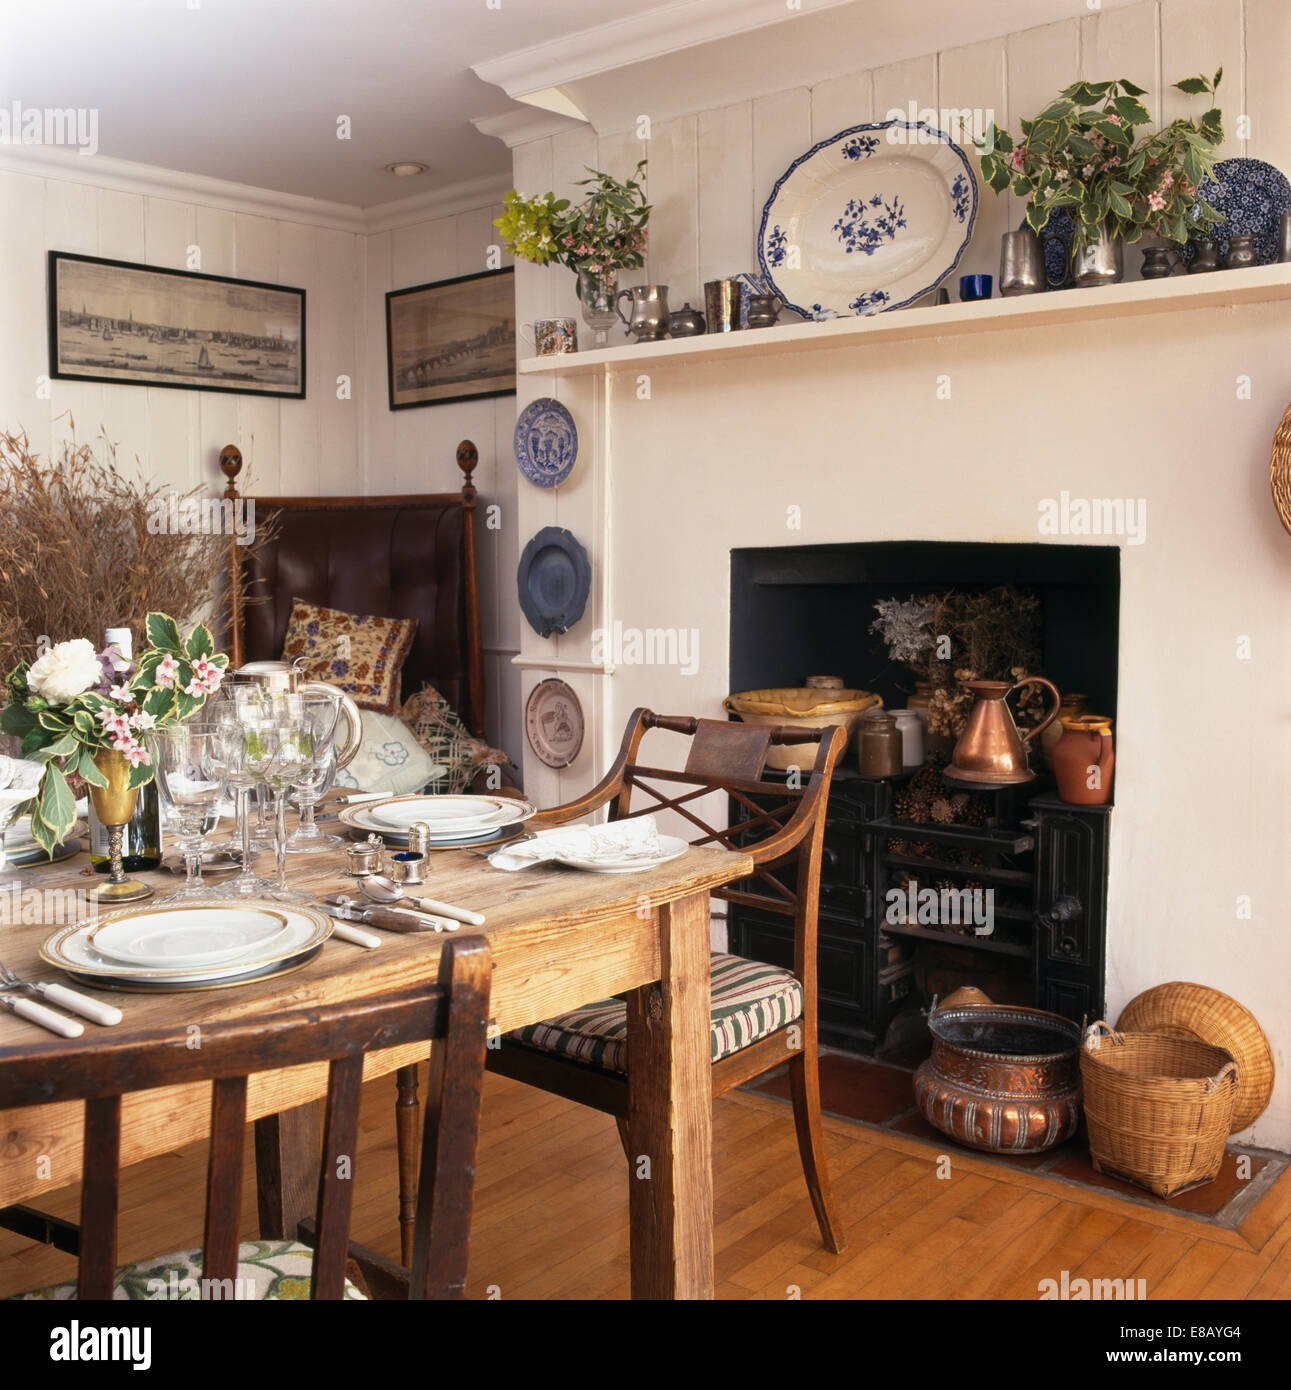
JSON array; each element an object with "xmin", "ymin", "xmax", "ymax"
[{"xmin": 508, "ymin": 952, "xmax": 803, "ymax": 1072}]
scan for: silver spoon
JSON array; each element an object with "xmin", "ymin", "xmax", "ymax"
[{"xmin": 358, "ymin": 875, "xmax": 486, "ymax": 926}]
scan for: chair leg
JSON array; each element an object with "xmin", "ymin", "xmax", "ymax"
[
  {"xmin": 395, "ymin": 1063, "xmax": 421, "ymax": 1266},
  {"xmin": 787, "ymin": 1048, "xmax": 847, "ymax": 1254}
]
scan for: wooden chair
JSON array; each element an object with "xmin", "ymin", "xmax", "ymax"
[
  {"xmin": 2, "ymin": 937, "xmax": 490, "ymax": 1301},
  {"xmin": 447, "ymin": 709, "xmax": 847, "ymax": 1254}
]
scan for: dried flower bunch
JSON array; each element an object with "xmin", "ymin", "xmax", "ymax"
[
  {"xmin": 495, "ymin": 161, "xmax": 652, "ymax": 276},
  {"xmin": 0, "ymin": 425, "xmax": 274, "ymax": 675},
  {"xmin": 978, "ymin": 73, "xmax": 1224, "ymax": 252}
]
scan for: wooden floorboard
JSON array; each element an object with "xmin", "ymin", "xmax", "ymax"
[{"xmin": 1, "ymin": 1070, "xmax": 1286, "ymax": 1300}]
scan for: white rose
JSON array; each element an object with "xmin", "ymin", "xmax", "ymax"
[{"xmin": 27, "ymin": 638, "xmax": 102, "ymax": 703}]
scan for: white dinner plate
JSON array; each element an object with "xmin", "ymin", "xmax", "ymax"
[
  {"xmin": 339, "ymin": 797, "xmax": 535, "ymax": 843},
  {"xmin": 88, "ymin": 903, "xmax": 292, "ymax": 968},
  {"xmin": 551, "ymin": 835, "xmax": 690, "ymax": 874},
  {"xmin": 63, "ymin": 945, "xmax": 325, "ymax": 993},
  {"xmin": 42, "ymin": 902, "xmax": 332, "ymax": 983},
  {"xmin": 362, "ymin": 794, "xmax": 535, "ymax": 834}
]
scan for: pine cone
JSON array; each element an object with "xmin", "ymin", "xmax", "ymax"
[{"xmin": 931, "ymin": 797, "xmax": 954, "ymax": 824}]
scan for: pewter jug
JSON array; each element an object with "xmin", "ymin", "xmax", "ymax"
[
  {"xmin": 947, "ymin": 677, "xmax": 1061, "ymax": 785},
  {"xmin": 615, "ymin": 284, "xmax": 670, "ymax": 341}
]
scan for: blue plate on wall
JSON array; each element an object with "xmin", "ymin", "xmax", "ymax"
[
  {"xmin": 514, "ymin": 397, "xmax": 578, "ymax": 489},
  {"xmin": 517, "ymin": 527, "xmax": 591, "ymax": 637},
  {"xmin": 1179, "ymin": 158, "xmax": 1291, "ymax": 267}
]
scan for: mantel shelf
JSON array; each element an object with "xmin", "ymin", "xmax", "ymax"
[{"xmin": 518, "ymin": 262, "xmax": 1291, "ymax": 376}]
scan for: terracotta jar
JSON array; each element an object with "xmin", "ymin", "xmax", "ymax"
[
  {"xmin": 1051, "ymin": 714, "xmax": 1114, "ymax": 805},
  {"xmin": 1040, "ymin": 692, "xmax": 1088, "ymax": 770},
  {"xmin": 857, "ymin": 709, "xmax": 902, "ymax": 777}
]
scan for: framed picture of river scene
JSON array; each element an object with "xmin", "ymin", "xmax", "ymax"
[
  {"xmin": 386, "ymin": 266, "xmax": 515, "ymax": 410},
  {"xmin": 47, "ymin": 251, "xmax": 306, "ymax": 398}
]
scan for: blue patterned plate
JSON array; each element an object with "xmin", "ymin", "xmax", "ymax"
[
  {"xmin": 1180, "ymin": 157, "xmax": 1291, "ymax": 266},
  {"xmin": 514, "ymin": 397, "xmax": 578, "ymax": 489},
  {"xmin": 1020, "ymin": 208, "xmax": 1078, "ymax": 289},
  {"xmin": 758, "ymin": 120, "xmax": 977, "ymax": 319}
]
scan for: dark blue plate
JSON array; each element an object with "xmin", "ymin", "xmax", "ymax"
[
  {"xmin": 1019, "ymin": 208, "xmax": 1077, "ymax": 289},
  {"xmin": 517, "ymin": 527, "xmax": 591, "ymax": 637},
  {"xmin": 514, "ymin": 397, "xmax": 578, "ymax": 488},
  {"xmin": 1180, "ymin": 158, "xmax": 1291, "ymax": 266}
]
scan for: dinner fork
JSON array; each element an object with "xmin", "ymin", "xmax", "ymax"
[{"xmin": 0, "ymin": 960, "xmax": 123, "ymax": 1026}]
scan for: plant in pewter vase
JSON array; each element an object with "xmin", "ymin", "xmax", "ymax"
[
  {"xmin": 495, "ymin": 161, "xmax": 652, "ymax": 346},
  {"xmin": 977, "ymin": 72, "xmax": 1224, "ymax": 286},
  {"xmin": 2, "ymin": 614, "xmax": 227, "ymax": 901}
]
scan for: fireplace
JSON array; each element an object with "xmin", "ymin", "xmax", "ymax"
[{"xmin": 727, "ymin": 541, "xmax": 1119, "ymax": 1054}]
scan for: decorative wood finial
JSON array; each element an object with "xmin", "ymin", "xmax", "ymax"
[
  {"xmin": 219, "ymin": 444, "xmax": 243, "ymax": 499},
  {"xmin": 456, "ymin": 439, "xmax": 478, "ymax": 485}
]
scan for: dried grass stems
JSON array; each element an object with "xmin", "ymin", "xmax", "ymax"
[{"xmin": 0, "ymin": 422, "xmax": 275, "ymax": 673}]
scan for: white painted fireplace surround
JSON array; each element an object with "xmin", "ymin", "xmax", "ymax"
[{"xmin": 508, "ymin": 0, "xmax": 1291, "ymax": 1148}]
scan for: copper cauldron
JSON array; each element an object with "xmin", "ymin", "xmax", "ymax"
[{"xmin": 914, "ymin": 1003, "xmax": 1082, "ymax": 1154}]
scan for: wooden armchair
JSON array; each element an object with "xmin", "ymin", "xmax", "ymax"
[
  {"xmin": 484, "ymin": 708, "xmax": 848, "ymax": 1254},
  {"xmin": 3, "ymin": 938, "xmax": 491, "ymax": 1301}
]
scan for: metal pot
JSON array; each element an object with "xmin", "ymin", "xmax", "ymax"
[
  {"xmin": 1070, "ymin": 226, "xmax": 1124, "ymax": 287},
  {"xmin": 914, "ymin": 1003, "xmax": 1082, "ymax": 1153}
]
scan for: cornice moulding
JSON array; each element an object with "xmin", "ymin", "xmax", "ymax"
[
  {"xmin": 0, "ymin": 146, "xmax": 509, "ymax": 235},
  {"xmin": 471, "ymin": 108, "xmax": 585, "ymax": 149}
]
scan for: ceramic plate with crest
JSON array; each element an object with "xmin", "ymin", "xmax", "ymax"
[
  {"xmin": 758, "ymin": 119, "xmax": 977, "ymax": 320},
  {"xmin": 514, "ymin": 397, "xmax": 578, "ymax": 488}
]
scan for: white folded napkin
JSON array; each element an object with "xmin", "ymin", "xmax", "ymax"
[{"xmin": 489, "ymin": 816, "xmax": 665, "ymax": 871}]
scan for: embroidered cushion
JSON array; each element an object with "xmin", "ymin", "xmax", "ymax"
[
  {"xmin": 332, "ymin": 709, "xmax": 444, "ymax": 796},
  {"xmin": 400, "ymin": 685, "xmax": 512, "ymax": 794},
  {"xmin": 281, "ymin": 598, "xmax": 417, "ymax": 715},
  {"xmin": 507, "ymin": 952, "xmax": 804, "ymax": 1072},
  {"xmin": 10, "ymin": 1239, "xmax": 367, "ymax": 1301}
]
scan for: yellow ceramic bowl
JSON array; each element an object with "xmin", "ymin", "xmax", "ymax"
[{"xmin": 723, "ymin": 687, "xmax": 882, "ymax": 769}]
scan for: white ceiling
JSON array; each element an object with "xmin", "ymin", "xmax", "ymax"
[
  {"xmin": 0, "ymin": 0, "xmax": 1138, "ymax": 209},
  {"xmin": 0, "ymin": 0, "xmax": 675, "ymax": 207}
]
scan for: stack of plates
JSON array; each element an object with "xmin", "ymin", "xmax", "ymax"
[
  {"xmin": 41, "ymin": 900, "xmax": 332, "ymax": 992},
  {"xmin": 337, "ymin": 794, "xmax": 537, "ymax": 848},
  {"xmin": 6, "ymin": 815, "xmax": 86, "ymax": 865}
]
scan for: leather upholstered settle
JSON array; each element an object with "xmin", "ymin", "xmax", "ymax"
[{"xmin": 241, "ymin": 499, "xmax": 478, "ymax": 731}]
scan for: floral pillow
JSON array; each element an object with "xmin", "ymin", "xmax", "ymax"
[
  {"xmin": 281, "ymin": 598, "xmax": 417, "ymax": 715},
  {"xmin": 400, "ymin": 685, "xmax": 512, "ymax": 794}
]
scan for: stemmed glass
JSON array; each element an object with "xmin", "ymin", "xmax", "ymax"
[
  {"xmin": 213, "ymin": 703, "xmax": 277, "ymax": 896},
  {"xmin": 285, "ymin": 688, "xmax": 344, "ymax": 852},
  {"xmin": 240, "ymin": 706, "xmax": 316, "ymax": 900},
  {"xmin": 150, "ymin": 722, "xmax": 229, "ymax": 900}
]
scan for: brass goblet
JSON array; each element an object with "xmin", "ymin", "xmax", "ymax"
[{"xmin": 87, "ymin": 748, "xmax": 154, "ymax": 905}]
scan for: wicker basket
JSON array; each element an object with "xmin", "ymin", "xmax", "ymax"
[
  {"xmin": 1080, "ymin": 1023, "xmax": 1238, "ymax": 1198},
  {"xmin": 1271, "ymin": 398, "xmax": 1291, "ymax": 538},
  {"xmin": 1117, "ymin": 982, "xmax": 1274, "ymax": 1134}
]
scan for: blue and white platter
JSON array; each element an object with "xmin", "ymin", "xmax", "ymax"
[
  {"xmin": 1181, "ymin": 158, "xmax": 1291, "ymax": 267},
  {"xmin": 514, "ymin": 397, "xmax": 578, "ymax": 489},
  {"xmin": 758, "ymin": 120, "xmax": 977, "ymax": 320}
]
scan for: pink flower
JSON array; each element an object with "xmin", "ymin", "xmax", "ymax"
[
  {"xmin": 109, "ymin": 683, "xmax": 133, "ymax": 702},
  {"xmin": 1160, "ymin": 170, "xmax": 1174, "ymax": 188},
  {"xmin": 112, "ymin": 733, "xmax": 151, "ymax": 768},
  {"xmin": 155, "ymin": 655, "xmax": 179, "ymax": 689},
  {"xmin": 183, "ymin": 656, "xmax": 223, "ymax": 698},
  {"xmin": 97, "ymin": 708, "xmax": 131, "ymax": 738},
  {"xmin": 1103, "ymin": 155, "xmax": 1121, "ymax": 168},
  {"xmin": 1148, "ymin": 190, "xmax": 1167, "ymax": 211},
  {"xmin": 1107, "ymin": 114, "xmax": 1121, "ymax": 125},
  {"xmin": 1009, "ymin": 146, "xmax": 1028, "ymax": 172}
]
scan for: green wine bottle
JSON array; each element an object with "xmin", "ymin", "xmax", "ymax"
[{"xmin": 89, "ymin": 625, "xmax": 162, "ymax": 873}]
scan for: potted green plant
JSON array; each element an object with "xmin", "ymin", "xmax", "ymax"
[
  {"xmin": 495, "ymin": 161, "xmax": 651, "ymax": 345},
  {"xmin": 978, "ymin": 73, "xmax": 1224, "ymax": 286}
]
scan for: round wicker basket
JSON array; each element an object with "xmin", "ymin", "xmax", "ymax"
[
  {"xmin": 1270, "ymin": 399, "xmax": 1291, "ymax": 537},
  {"xmin": 1081, "ymin": 1024, "xmax": 1238, "ymax": 1198},
  {"xmin": 1116, "ymin": 982, "xmax": 1274, "ymax": 1134}
]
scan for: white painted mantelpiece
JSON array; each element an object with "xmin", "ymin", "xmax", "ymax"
[{"xmin": 503, "ymin": 0, "xmax": 1291, "ymax": 1149}]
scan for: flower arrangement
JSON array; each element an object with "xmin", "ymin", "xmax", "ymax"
[
  {"xmin": 494, "ymin": 161, "xmax": 651, "ymax": 276},
  {"xmin": 871, "ymin": 586, "xmax": 1045, "ymax": 739},
  {"xmin": 977, "ymin": 73, "xmax": 1224, "ymax": 251},
  {"xmin": 1, "ymin": 613, "xmax": 227, "ymax": 855}
]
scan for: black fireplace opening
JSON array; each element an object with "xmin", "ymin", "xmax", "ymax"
[{"xmin": 726, "ymin": 541, "xmax": 1119, "ymax": 1056}]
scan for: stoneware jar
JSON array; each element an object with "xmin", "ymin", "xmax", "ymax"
[
  {"xmin": 857, "ymin": 709, "xmax": 902, "ymax": 778},
  {"xmin": 891, "ymin": 709, "xmax": 925, "ymax": 768},
  {"xmin": 1051, "ymin": 714, "xmax": 1114, "ymax": 805}
]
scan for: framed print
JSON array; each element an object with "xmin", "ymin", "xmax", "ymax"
[
  {"xmin": 48, "ymin": 251, "xmax": 306, "ymax": 398},
  {"xmin": 386, "ymin": 266, "xmax": 515, "ymax": 410}
]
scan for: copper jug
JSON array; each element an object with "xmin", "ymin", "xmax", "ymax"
[{"xmin": 947, "ymin": 677, "xmax": 1061, "ymax": 784}]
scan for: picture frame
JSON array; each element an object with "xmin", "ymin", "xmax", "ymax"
[
  {"xmin": 385, "ymin": 266, "xmax": 515, "ymax": 410},
  {"xmin": 47, "ymin": 251, "xmax": 306, "ymax": 399}
]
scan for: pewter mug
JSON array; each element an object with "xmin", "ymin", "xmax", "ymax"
[
  {"xmin": 1278, "ymin": 211, "xmax": 1291, "ymax": 264},
  {"xmin": 1224, "ymin": 234, "xmax": 1257, "ymax": 269},
  {"xmin": 999, "ymin": 229, "xmax": 1045, "ymax": 296},
  {"xmin": 1070, "ymin": 229, "xmax": 1124, "ymax": 287},
  {"xmin": 615, "ymin": 284, "xmax": 669, "ymax": 341},
  {"xmin": 704, "ymin": 279, "xmax": 744, "ymax": 333}
]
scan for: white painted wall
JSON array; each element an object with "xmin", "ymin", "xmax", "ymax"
[
  {"xmin": 0, "ymin": 166, "xmax": 524, "ymax": 767},
  {"xmin": 511, "ymin": 0, "xmax": 1291, "ymax": 1148}
]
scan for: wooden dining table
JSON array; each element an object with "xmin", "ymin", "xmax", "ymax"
[{"xmin": 0, "ymin": 825, "xmax": 752, "ymax": 1300}]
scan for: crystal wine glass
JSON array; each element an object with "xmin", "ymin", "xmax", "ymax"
[
  {"xmin": 213, "ymin": 705, "xmax": 277, "ymax": 896},
  {"xmin": 240, "ymin": 709, "xmax": 315, "ymax": 900},
  {"xmin": 150, "ymin": 722, "xmax": 229, "ymax": 900},
  {"xmin": 285, "ymin": 688, "xmax": 343, "ymax": 851}
]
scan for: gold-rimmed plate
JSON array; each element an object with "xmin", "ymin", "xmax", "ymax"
[
  {"xmin": 42, "ymin": 901, "xmax": 331, "ymax": 983},
  {"xmin": 62, "ymin": 946, "xmax": 325, "ymax": 993},
  {"xmin": 88, "ymin": 902, "xmax": 292, "ymax": 969}
]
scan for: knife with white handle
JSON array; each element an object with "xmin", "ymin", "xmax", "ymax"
[
  {"xmin": 28, "ymin": 982, "xmax": 122, "ymax": 1026},
  {"xmin": 401, "ymin": 896, "xmax": 485, "ymax": 927},
  {"xmin": 325, "ymin": 918, "xmax": 382, "ymax": 949},
  {"xmin": 1, "ymin": 995, "xmax": 85, "ymax": 1038}
]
